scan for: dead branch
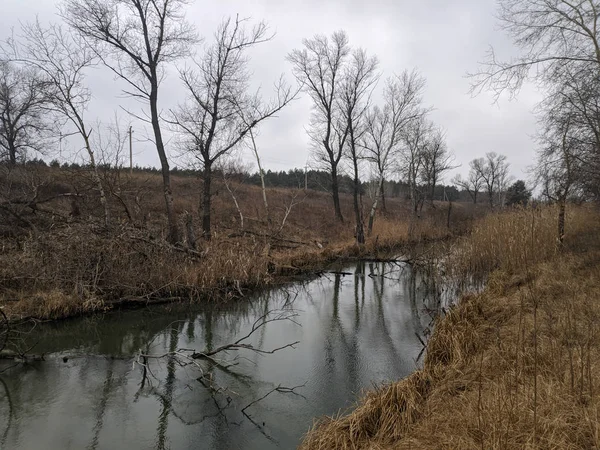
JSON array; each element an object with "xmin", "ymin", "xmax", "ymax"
[
  {"xmin": 240, "ymin": 382, "xmax": 306, "ymax": 443},
  {"xmin": 193, "ymin": 310, "xmax": 300, "ymax": 359},
  {"xmin": 129, "ymin": 235, "xmax": 208, "ymax": 259},
  {"xmin": 241, "ymin": 382, "xmax": 307, "ymax": 415},
  {"xmin": 228, "ymin": 229, "xmax": 313, "ymax": 247}
]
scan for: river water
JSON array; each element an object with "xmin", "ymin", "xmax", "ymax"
[{"xmin": 0, "ymin": 261, "xmax": 452, "ymax": 450}]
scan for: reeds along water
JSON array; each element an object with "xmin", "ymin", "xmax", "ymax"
[{"xmin": 301, "ymin": 204, "xmax": 600, "ymax": 450}]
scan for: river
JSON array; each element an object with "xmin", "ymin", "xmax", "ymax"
[{"xmin": 0, "ymin": 261, "xmax": 453, "ymax": 449}]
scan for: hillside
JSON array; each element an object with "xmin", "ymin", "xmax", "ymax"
[{"xmin": 0, "ymin": 164, "xmax": 474, "ymax": 320}]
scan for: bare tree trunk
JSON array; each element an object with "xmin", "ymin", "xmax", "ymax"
[
  {"xmin": 352, "ymin": 155, "xmax": 364, "ymax": 245},
  {"xmin": 222, "ymin": 174, "xmax": 244, "ymax": 230},
  {"xmin": 367, "ymin": 197, "xmax": 377, "ymax": 237},
  {"xmin": 380, "ymin": 177, "xmax": 387, "ymax": 213},
  {"xmin": 259, "ymin": 169, "xmax": 271, "ymax": 228},
  {"xmin": 409, "ymin": 185, "xmax": 419, "ymax": 238},
  {"xmin": 558, "ymin": 197, "xmax": 566, "ymax": 244},
  {"xmin": 368, "ymin": 176, "xmax": 384, "ymax": 236},
  {"xmin": 201, "ymin": 164, "xmax": 212, "ymax": 240},
  {"xmin": 249, "ymin": 130, "xmax": 270, "ymax": 228},
  {"xmin": 8, "ymin": 142, "xmax": 16, "ymax": 166},
  {"xmin": 331, "ymin": 164, "xmax": 344, "ymax": 222},
  {"xmin": 83, "ymin": 134, "xmax": 110, "ymax": 228},
  {"xmin": 150, "ymin": 84, "xmax": 179, "ymax": 244}
]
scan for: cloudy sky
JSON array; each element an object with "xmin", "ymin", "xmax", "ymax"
[{"xmin": 2, "ymin": 0, "xmax": 542, "ymax": 181}]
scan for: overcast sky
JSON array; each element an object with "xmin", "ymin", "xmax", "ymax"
[{"xmin": 2, "ymin": 0, "xmax": 542, "ymax": 181}]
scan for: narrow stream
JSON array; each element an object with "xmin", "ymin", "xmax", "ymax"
[{"xmin": 0, "ymin": 261, "xmax": 453, "ymax": 449}]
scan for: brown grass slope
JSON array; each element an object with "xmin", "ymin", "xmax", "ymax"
[
  {"xmin": 1, "ymin": 165, "xmax": 469, "ymax": 320},
  {"xmin": 300, "ymin": 205, "xmax": 600, "ymax": 450}
]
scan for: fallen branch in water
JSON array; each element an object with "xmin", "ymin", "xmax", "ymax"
[
  {"xmin": 241, "ymin": 382, "xmax": 307, "ymax": 444},
  {"xmin": 132, "ymin": 309, "xmax": 302, "ymax": 427},
  {"xmin": 191, "ymin": 309, "xmax": 300, "ymax": 359},
  {"xmin": 242, "ymin": 383, "xmax": 307, "ymax": 415}
]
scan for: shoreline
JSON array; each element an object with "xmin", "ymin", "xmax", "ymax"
[
  {"xmin": 1, "ymin": 230, "xmax": 450, "ymax": 324},
  {"xmin": 300, "ymin": 205, "xmax": 600, "ymax": 449}
]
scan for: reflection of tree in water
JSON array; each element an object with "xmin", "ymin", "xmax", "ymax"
[
  {"xmin": 155, "ymin": 321, "xmax": 183, "ymax": 450},
  {"xmin": 369, "ymin": 263, "xmax": 404, "ymax": 374},
  {"xmin": 317, "ymin": 260, "xmax": 449, "ymax": 408},
  {"xmin": 140, "ymin": 293, "xmax": 302, "ymax": 449},
  {"xmin": 0, "ymin": 263, "xmax": 457, "ymax": 450},
  {"xmin": 88, "ymin": 359, "xmax": 115, "ymax": 450},
  {"xmin": 0, "ymin": 376, "xmax": 13, "ymax": 448},
  {"xmin": 320, "ymin": 269, "xmax": 363, "ymax": 405}
]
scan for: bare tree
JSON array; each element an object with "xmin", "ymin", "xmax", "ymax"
[
  {"xmin": 95, "ymin": 113, "xmax": 136, "ymax": 224},
  {"xmin": 363, "ymin": 70, "xmax": 427, "ymax": 234},
  {"xmin": 218, "ymin": 154, "xmax": 250, "ymax": 231},
  {"xmin": 419, "ymin": 126, "xmax": 455, "ymax": 206},
  {"xmin": 400, "ymin": 116, "xmax": 430, "ymax": 218},
  {"xmin": 13, "ymin": 21, "xmax": 111, "ymax": 227},
  {"xmin": 171, "ymin": 16, "xmax": 296, "ymax": 240},
  {"xmin": 537, "ymin": 115, "xmax": 580, "ymax": 243},
  {"xmin": 61, "ymin": 0, "xmax": 198, "ymax": 242},
  {"xmin": 472, "ymin": 152, "xmax": 510, "ymax": 209},
  {"xmin": 340, "ymin": 48, "xmax": 379, "ymax": 245},
  {"xmin": 471, "ymin": 0, "xmax": 600, "ymax": 206},
  {"xmin": 247, "ymin": 129, "xmax": 270, "ymax": 227},
  {"xmin": 452, "ymin": 160, "xmax": 485, "ymax": 204},
  {"xmin": 288, "ymin": 31, "xmax": 350, "ymax": 222},
  {"xmin": 0, "ymin": 61, "xmax": 49, "ymax": 165},
  {"xmin": 543, "ymin": 65, "xmax": 600, "ymax": 200},
  {"xmin": 470, "ymin": 0, "xmax": 600, "ymax": 100},
  {"xmin": 535, "ymin": 71, "xmax": 592, "ymax": 242}
]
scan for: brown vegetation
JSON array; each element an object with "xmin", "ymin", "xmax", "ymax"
[
  {"xmin": 300, "ymin": 204, "xmax": 600, "ymax": 449},
  {"xmin": 0, "ymin": 165, "xmax": 465, "ymax": 321}
]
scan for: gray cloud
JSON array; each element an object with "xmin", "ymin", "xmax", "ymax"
[{"xmin": 2, "ymin": 0, "xmax": 541, "ymax": 181}]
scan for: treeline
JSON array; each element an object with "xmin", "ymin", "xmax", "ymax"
[
  {"xmin": 0, "ymin": 0, "xmax": 461, "ymax": 247},
  {"xmin": 31, "ymin": 157, "xmax": 466, "ymax": 200},
  {"xmin": 2, "ymin": 0, "xmax": 543, "ymax": 248},
  {"xmin": 24, "ymin": 156, "xmax": 529, "ymax": 207}
]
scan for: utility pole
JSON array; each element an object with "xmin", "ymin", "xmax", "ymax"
[{"xmin": 129, "ymin": 126, "xmax": 133, "ymax": 175}]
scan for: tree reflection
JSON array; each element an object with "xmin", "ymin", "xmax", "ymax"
[
  {"xmin": 88, "ymin": 359, "xmax": 115, "ymax": 450},
  {"xmin": 0, "ymin": 376, "xmax": 13, "ymax": 448},
  {"xmin": 0, "ymin": 261, "xmax": 458, "ymax": 450},
  {"xmin": 155, "ymin": 321, "xmax": 183, "ymax": 449}
]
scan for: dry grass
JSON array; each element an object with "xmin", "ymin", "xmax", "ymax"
[
  {"xmin": 449, "ymin": 204, "xmax": 595, "ymax": 278},
  {"xmin": 0, "ymin": 166, "xmax": 462, "ymax": 320},
  {"xmin": 300, "ymin": 204, "xmax": 600, "ymax": 450}
]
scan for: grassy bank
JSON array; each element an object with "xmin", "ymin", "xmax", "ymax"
[
  {"xmin": 1, "ymin": 165, "xmax": 473, "ymax": 321},
  {"xmin": 300, "ymin": 204, "xmax": 600, "ymax": 449}
]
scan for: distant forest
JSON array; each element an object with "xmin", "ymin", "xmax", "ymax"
[{"xmin": 34, "ymin": 157, "xmax": 465, "ymax": 203}]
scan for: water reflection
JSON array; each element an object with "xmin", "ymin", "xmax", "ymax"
[{"xmin": 0, "ymin": 262, "xmax": 450, "ymax": 450}]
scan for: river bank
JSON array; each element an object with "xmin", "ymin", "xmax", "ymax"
[
  {"xmin": 0, "ymin": 200, "xmax": 459, "ymax": 323},
  {"xmin": 301, "ymin": 205, "xmax": 600, "ymax": 449}
]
